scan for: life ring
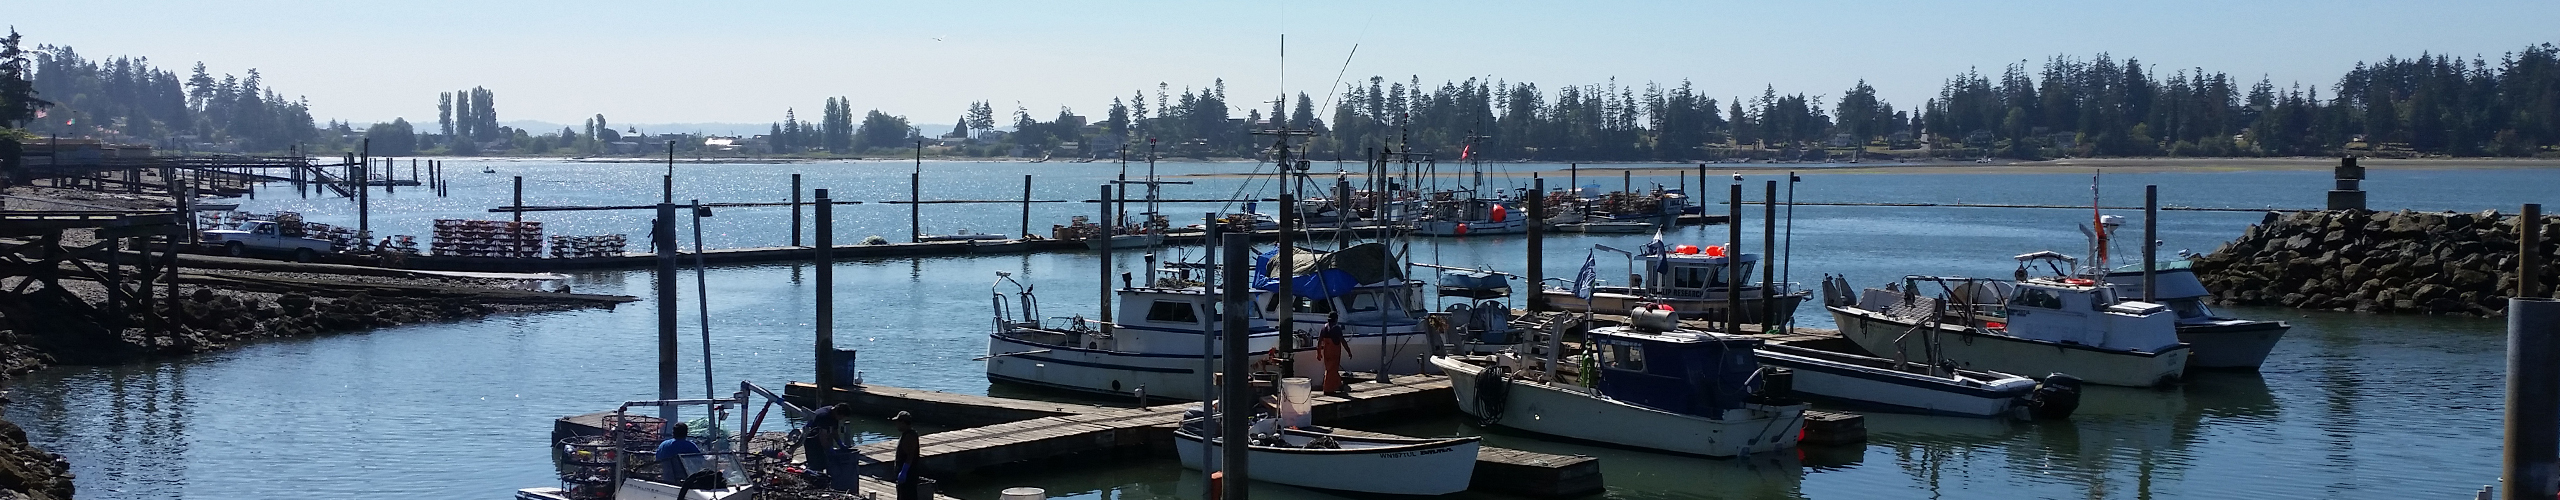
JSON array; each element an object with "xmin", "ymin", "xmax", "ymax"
[{"xmin": 2063, "ymin": 278, "xmax": 2096, "ymax": 286}]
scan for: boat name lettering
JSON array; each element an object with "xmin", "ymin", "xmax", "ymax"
[{"xmin": 1378, "ymin": 447, "xmax": 1459, "ymax": 458}]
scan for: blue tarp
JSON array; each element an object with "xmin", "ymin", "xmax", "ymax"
[{"xmin": 1254, "ymin": 251, "xmax": 1364, "ymax": 299}]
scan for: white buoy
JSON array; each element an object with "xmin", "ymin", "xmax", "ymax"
[{"xmin": 1000, "ymin": 487, "xmax": 1045, "ymax": 500}]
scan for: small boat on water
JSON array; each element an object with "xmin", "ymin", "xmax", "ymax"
[
  {"xmin": 2104, "ymin": 261, "xmax": 2290, "ymax": 370},
  {"xmin": 1429, "ymin": 307, "xmax": 1807, "ymax": 457},
  {"xmin": 1084, "ymin": 232, "xmax": 1165, "ymax": 250},
  {"xmin": 1824, "ymin": 252, "xmax": 2191, "ymax": 387},
  {"xmin": 1754, "ymin": 342, "xmax": 2078, "ymax": 419},
  {"xmin": 1539, "ymin": 240, "xmax": 1809, "ymax": 324},
  {"xmin": 1554, "ymin": 221, "xmax": 1654, "ymax": 233},
  {"xmin": 1175, "ymin": 415, "xmax": 1479, "ymax": 495},
  {"xmin": 917, "ymin": 229, "xmax": 1010, "ymax": 242}
]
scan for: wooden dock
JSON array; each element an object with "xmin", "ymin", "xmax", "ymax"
[{"xmin": 780, "ymin": 378, "xmax": 1610, "ymax": 497}]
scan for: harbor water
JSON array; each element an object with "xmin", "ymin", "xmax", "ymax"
[{"xmin": 8, "ymin": 160, "xmax": 2553, "ymax": 499}]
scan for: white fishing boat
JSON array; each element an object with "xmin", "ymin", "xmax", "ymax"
[
  {"xmin": 1754, "ymin": 342, "xmax": 2077, "ymax": 419},
  {"xmin": 1823, "ymin": 253, "xmax": 2191, "ymax": 387},
  {"xmin": 917, "ymin": 229, "xmax": 1010, "ymax": 242},
  {"xmin": 1082, "ymin": 232, "xmax": 1165, "ymax": 250},
  {"xmin": 1554, "ymin": 221, "xmax": 1654, "ymax": 233},
  {"xmin": 1174, "ymin": 417, "xmax": 1479, "ymax": 495},
  {"xmin": 1539, "ymin": 240, "xmax": 1808, "ymax": 324},
  {"xmin": 1414, "ymin": 196, "xmax": 1527, "ymax": 236},
  {"xmin": 984, "ymin": 270, "xmax": 1316, "ymax": 400},
  {"xmin": 2104, "ymin": 262, "xmax": 2290, "ymax": 370},
  {"xmin": 1253, "ymin": 242, "xmax": 1442, "ymax": 375},
  {"xmin": 1428, "ymin": 308, "xmax": 1806, "ymax": 457}
]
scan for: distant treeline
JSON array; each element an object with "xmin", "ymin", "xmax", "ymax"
[{"xmin": 13, "ymin": 32, "xmax": 2560, "ymax": 161}]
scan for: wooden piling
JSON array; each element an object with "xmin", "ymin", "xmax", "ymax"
[
  {"xmin": 655, "ymin": 202, "xmax": 679, "ymax": 424},
  {"xmin": 915, "ymin": 142, "xmax": 925, "ymax": 243},
  {"xmin": 1098, "ymin": 184, "xmax": 1114, "ymax": 335},
  {"xmin": 1020, "ymin": 175, "xmax": 1033, "ymax": 239},
  {"xmin": 815, "ymin": 189, "xmax": 836, "ymax": 406},
  {"xmin": 1727, "ymin": 183, "xmax": 1742, "ymax": 331},
  {"xmin": 357, "ymin": 140, "xmax": 370, "ymax": 249},
  {"xmin": 2505, "ymin": 202, "xmax": 2554, "ymax": 500},
  {"xmin": 1219, "ymin": 232, "xmax": 1253, "ymax": 500},
  {"xmin": 2144, "ymin": 185, "xmax": 2159, "ymax": 302},
  {"xmin": 1762, "ymin": 180, "xmax": 1776, "ymax": 327},
  {"xmin": 1527, "ymin": 177, "xmax": 1546, "ymax": 311},
  {"xmin": 790, "ymin": 174, "xmax": 803, "ymax": 247}
]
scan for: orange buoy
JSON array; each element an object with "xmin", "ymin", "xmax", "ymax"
[
  {"xmin": 1674, "ymin": 244, "xmax": 1700, "ymax": 255},
  {"xmin": 1490, "ymin": 204, "xmax": 1509, "ymax": 222},
  {"xmin": 1703, "ymin": 245, "xmax": 1727, "ymax": 258}
]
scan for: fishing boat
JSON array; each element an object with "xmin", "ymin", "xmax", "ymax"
[
  {"xmin": 984, "ymin": 269, "xmax": 1313, "ymax": 400},
  {"xmin": 1252, "ymin": 243, "xmax": 1442, "ymax": 375},
  {"xmin": 1754, "ymin": 342, "xmax": 2077, "ymax": 419},
  {"xmin": 2104, "ymin": 261, "xmax": 2290, "ymax": 370},
  {"xmin": 1175, "ymin": 416, "xmax": 1479, "ymax": 495},
  {"xmin": 1414, "ymin": 196, "xmax": 1526, "ymax": 236},
  {"xmin": 1538, "ymin": 241, "xmax": 1808, "ymax": 324},
  {"xmin": 1428, "ymin": 307, "xmax": 1807, "ymax": 457},
  {"xmin": 1823, "ymin": 253, "xmax": 2191, "ymax": 387},
  {"xmin": 917, "ymin": 229, "xmax": 1009, "ymax": 242}
]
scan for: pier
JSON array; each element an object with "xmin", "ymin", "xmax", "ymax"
[{"xmin": 770, "ymin": 378, "xmax": 1612, "ymax": 498}]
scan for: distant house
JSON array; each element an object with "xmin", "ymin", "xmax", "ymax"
[{"xmin": 704, "ymin": 136, "xmax": 741, "ymax": 152}]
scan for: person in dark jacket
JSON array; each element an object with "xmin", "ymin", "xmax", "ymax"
[
  {"xmin": 893, "ymin": 411, "xmax": 923, "ymax": 500},
  {"xmin": 803, "ymin": 403, "xmax": 847, "ymax": 472}
]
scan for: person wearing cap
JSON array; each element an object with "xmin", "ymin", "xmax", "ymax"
[
  {"xmin": 893, "ymin": 411, "xmax": 922, "ymax": 500},
  {"xmin": 656, "ymin": 423, "xmax": 703, "ymax": 484},
  {"xmin": 803, "ymin": 403, "xmax": 848, "ymax": 472}
]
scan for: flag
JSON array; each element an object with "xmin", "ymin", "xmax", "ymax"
[
  {"xmin": 1460, "ymin": 144, "xmax": 1472, "ymax": 160},
  {"xmin": 1573, "ymin": 250, "xmax": 1599, "ymax": 300}
]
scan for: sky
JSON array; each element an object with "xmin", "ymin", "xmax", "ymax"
[{"xmin": 13, "ymin": 0, "xmax": 2557, "ymax": 131}]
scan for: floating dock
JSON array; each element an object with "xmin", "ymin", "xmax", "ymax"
[{"xmin": 779, "ymin": 378, "xmax": 1611, "ymax": 498}]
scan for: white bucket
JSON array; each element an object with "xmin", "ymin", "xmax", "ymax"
[
  {"xmin": 1000, "ymin": 487, "xmax": 1045, "ymax": 500},
  {"xmin": 1280, "ymin": 377, "xmax": 1314, "ymax": 405}
]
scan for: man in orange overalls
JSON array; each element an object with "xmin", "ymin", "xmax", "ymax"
[{"xmin": 1318, "ymin": 311, "xmax": 1349, "ymax": 395}]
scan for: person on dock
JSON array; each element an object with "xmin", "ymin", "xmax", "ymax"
[
  {"xmin": 656, "ymin": 423, "xmax": 703, "ymax": 484},
  {"xmin": 1319, "ymin": 312, "xmax": 1349, "ymax": 395},
  {"xmin": 802, "ymin": 403, "xmax": 847, "ymax": 473},
  {"xmin": 893, "ymin": 411, "xmax": 922, "ymax": 500}
]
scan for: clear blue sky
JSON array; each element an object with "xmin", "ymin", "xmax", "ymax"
[{"xmin": 14, "ymin": 0, "xmax": 2555, "ymax": 128}]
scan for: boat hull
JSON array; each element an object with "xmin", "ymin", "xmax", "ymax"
[
  {"xmin": 1174, "ymin": 430, "xmax": 1479, "ymax": 495},
  {"xmin": 985, "ymin": 334, "xmax": 1321, "ymax": 400},
  {"xmin": 1829, "ymin": 306, "xmax": 2189, "ymax": 387},
  {"xmin": 2177, "ymin": 320, "xmax": 2289, "ymax": 370},
  {"xmin": 1415, "ymin": 219, "xmax": 1527, "ymax": 236},
  {"xmin": 1083, "ymin": 233, "xmax": 1165, "ymax": 250},
  {"xmin": 1431, "ymin": 357, "xmax": 1804, "ymax": 457},
  {"xmin": 1540, "ymin": 288, "xmax": 1808, "ymax": 324},
  {"xmin": 1754, "ymin": 345, "xmax": 2031, "ymax": 418}
]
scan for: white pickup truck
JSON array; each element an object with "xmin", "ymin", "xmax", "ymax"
[{"xmin": 201, "ymin": 220, "xmax": 334, "ymax": 262}]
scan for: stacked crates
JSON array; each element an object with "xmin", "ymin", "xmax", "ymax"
[
  {"xmin": 431, "ymin": 219, "xmax": 544, "ymax": 258},
  {"xmin": 547, "ymin": 234, "xmax": 629, "ymax": 259}
]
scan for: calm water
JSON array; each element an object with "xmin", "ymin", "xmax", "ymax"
[{"xmin": 9, "ymin": 160, "xmax": 2552, "ymax": 499}]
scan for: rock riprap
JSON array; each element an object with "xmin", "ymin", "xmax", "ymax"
[{"xmin": 2192, "ymin": 209, "xmax": 2559, "ymax": 316}]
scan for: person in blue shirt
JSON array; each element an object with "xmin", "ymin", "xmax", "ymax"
[{"xmin": 656, "ymin": 423, "xmax": 703, "ymax": 484}]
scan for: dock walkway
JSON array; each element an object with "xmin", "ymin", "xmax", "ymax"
[{"xmin": 783, "ymin": 378, "xmax": 1607, "ymax": 498}]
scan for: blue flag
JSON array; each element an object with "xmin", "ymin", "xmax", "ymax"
[{"xmin": 1573, "ymin": 250, "xmax": 1599, "ymax": 300}]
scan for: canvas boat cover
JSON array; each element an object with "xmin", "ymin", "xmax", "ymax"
[{"xmin": 1253, "ymin": 242, "xmax": 1402, "ymax": 299}]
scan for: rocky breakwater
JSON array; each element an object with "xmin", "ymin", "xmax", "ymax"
[{"xmin": 2192, "ymin": 209, "xmax": 2560, "ymax": 316}]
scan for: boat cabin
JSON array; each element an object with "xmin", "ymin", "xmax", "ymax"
[
  {"xmin": 2103, "ymin": 267, "xmax": 2220, "ymax": 323},
  {"xmin": 1640, "ymin": 252, "xmax": 1761, "ymax": 297},
  {"xmin": 1999, "ymin": 278, "xmax": 2180, "ymax": 352},
  {"xmin": 990, "ymin": 271, "xmax": 1266, "ymax": 355},
  {"xmin": 1586, "ymin": 326, "xmax": 1767, "ymax": 419},
  {"xmin": 1262, "ymin": 281, "xmax": 1425, "ymax": 327}
]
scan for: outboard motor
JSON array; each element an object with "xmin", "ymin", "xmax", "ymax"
[{"xmin": 2026, "ymin": 373, "xmax": 2085, "ymax": 420}]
